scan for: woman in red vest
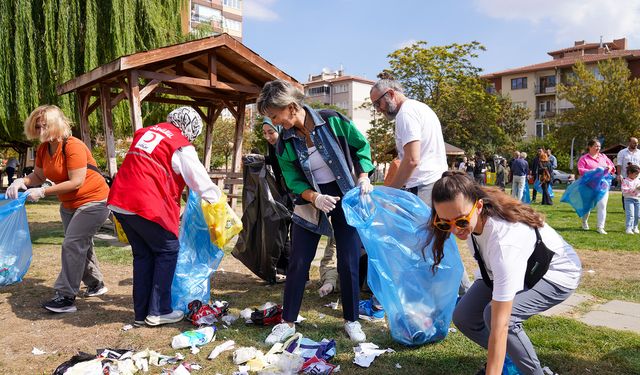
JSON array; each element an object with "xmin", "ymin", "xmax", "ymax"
[{"xmin": 108, "ymin": 107, "xmax": 222, "ymax": 327}]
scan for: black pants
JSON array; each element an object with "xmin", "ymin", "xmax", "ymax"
[
  {"xmin": 283, "ymin": 181, "xmax": 360, "ymax": 322},
  {"xmin": 5, "ymin": 167, "xmax": 15, "ymax": 185}
]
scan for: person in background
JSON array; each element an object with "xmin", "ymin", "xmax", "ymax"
[
  {"xmin": 577, "ymin": 139, "xmax": 615, "ymax": 234},
  {"xmin": 458, "ymin": 156, "xmax": 468, "ymax": 172},
  {"xmin": 466, "ymin": 157, "xmax": 476, "ymax": 180},
  {"xmin": 530, "ymin": 148, "xmax": 543, "ymax": 203},
  {"xmin": 474, "ymin": 152, "xmax": 487, "ymax": 186},
  {"xmin": 538, "ymin": 150, "xmax": 553, "ymax": 206},
  {"xmin": 616, "ymin": 137, "xmax": 640, "ymax": 209},
  {"xmin": 5, "ymin": 157, "xmax": 19, "ymax": 185},
  {"xmin": 108, "ymin": 107, "xmax": 222, "ymax": 327},
  {"xmin": 428, "ymin": 171, "xmax": 581, "ymax": 375},
  {"xmin": 510, "ymin": 152, "xmax": 528, "ymax": 200},
  {"xmin": 621, "ymin": 164, "xmax": 640, "ymax": 234},
  {"xmin": 7, "ymin": 105, "xmax": 110, "ymax": 313},
  {"xmin": 263, "ymin": 117, "xmax": 339, "ymax": 294},
  {"xmin": 258, "ymin": 79, "xmax": 374, "ymax": 344},
  {"xmin": 496, "ymin": 159, "xmax": 507, "ymax": 191}
]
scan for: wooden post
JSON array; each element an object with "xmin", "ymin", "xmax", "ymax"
[
  {"xmin": 128, "ymin": 70, "xmax": 144, "ymax": 132},
  {"xmin": 99, "ymin": 85, "xmax": 118, "ymax": 177},
  {"xmin": 203, "ymin": 106, "xmax": 223, "ymax": 171},
  {"xmin": 76, "ymin": 90, "xmax": 92, "ymax": 148},
  {"xmin": 208, "ymin": 52, "xmax": 217, "ymax": 87},
  {"xmin": 231, "ymin": 97, "xmax": 246, "ymax": 174}
]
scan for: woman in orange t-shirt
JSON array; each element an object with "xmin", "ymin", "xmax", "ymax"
[{"xmin": 7, "ymin": 105, "xmax": 110, "ymax": 314}]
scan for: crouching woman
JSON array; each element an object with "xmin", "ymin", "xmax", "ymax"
[{"xmin": 427, "ymin": 171, "xmax": 581, "ymax": 375}]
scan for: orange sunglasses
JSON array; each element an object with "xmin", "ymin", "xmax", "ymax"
[{"xmin": 432, "ymin": 200, "xmax": 479, "ymax": 232}]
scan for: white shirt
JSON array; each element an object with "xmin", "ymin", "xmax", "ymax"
[
  {"xmin": 6, "ymin": 158, "xmax": 18, "ymax": 168},
  {"xmin": 458, "ymin": 162, "xmax": 467, "ymax": 172},
  {"xmin": 616, "ymin": 147, "xmax": 640, "ymax": 177},
  {"xmin": 110, "ymin": 145, "xmax": 221, "ymax": 215},
  {"xmin": 395, "ymin": 99, "xmax": 448, "ymax": 188},
  {"xmin": 307, "ymin": 146, "xmax": 335, "ymax": 184},
  {"xmin": 467, "ymin": 217, "xmax": 582, "ymax": 302}
]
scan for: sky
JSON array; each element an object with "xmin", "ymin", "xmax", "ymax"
[{"xmin": 242, "ymin": 0, "xmax": 640, "ymax": 82}]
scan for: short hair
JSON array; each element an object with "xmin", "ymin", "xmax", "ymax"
[
  {"xmin": 257, "ymin": 79, "xmax": 305, "ymax": 115},
  {"xmin": 587, "ymin": 138, "xmax": 600, "ymax": 147},
  {"xmin": 521, "ymin": 152, "xmax": 528, "ymax": 158},
  {"xmin": 24, "ymin": 105, "xmax": 72, "ymax": 141},
  {"xmin": 371, "ymin": 78, "xmax": 404, "ymax": 95},
  {"xmin": 627, "ymin": 164, "xmax": 640, "ymax": 175}
]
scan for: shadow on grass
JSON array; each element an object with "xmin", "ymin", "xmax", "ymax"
[{"xmin": 3, "ymin": 276, "xmax": 136, "ymax": 327}]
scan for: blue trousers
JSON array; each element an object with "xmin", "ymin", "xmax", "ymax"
[
  {"xmin": 113, "ymin": 213, "xmax": 180, "ymax": 321},
  {"xmin": 283, "ymin": 181, "xmax": 360, "ymax": 322}
]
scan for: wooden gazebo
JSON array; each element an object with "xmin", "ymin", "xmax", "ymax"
[{"xmin": 57, "ymin": 33, "xmax": 300, "ymax": 177}]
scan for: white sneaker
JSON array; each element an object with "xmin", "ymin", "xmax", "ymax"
[
  {"xmin": 145, "ymin": 310, "xmax": 184, "ymax": 326},
  {"xmin": 581, "ymin": 221, "xmax": 589, "ymax": 230},
  {"xmin": 344, "ymin": 320, "xmax": 366, "ymax": 343},
  {"xmin": 265, "ymin": 323, "xmax": 295, "ymax": 345},
  {"xmin": 596, "ymin": 228, "xmax": 607, "ymax": 235},
  {"xmin": 634, "ymin": 227, "xmax": 640, "ymax": 234},
  {"xmin": 626, "ymin": 228, "xmax": 635, "ymax": 235}
]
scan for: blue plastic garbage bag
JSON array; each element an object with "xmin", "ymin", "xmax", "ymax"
[
  {"xmin": 342, "ymin": 186, "xmax": 463, "ymax": 346},
  {"xmin": 560, "ymin": 167, "xmax": 613, "ymax": 218},
  {"xmin": 171, "ymin": 191, "xmax": 224, "ymax": 313},
  {"xmin": 521, "ymin": 181, "xmax": 531, "ymax": 204},
  {"xmin": 0, "ymin": 193, "xmax": 32, "ymax": 287},
  {"xmin": 533, "ymin": 179, "xmax": 554, "ymax": 198}
]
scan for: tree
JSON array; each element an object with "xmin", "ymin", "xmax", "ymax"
[
  {"xmin": 0, "ymin": 0, "xmax": 187, "ymax": 146},
  {"xmin": 206, "ymin": 117, "xmax": 236, "ymax": 170},
  {"xmin": 360, "ymin": 101, "xmax": 395, "ymax": 165},
  {"xmin": 552, "ymin": 59, "xmax": 640, "ymax": 151},
  {"xmin": 383, "ymin": 41, "xmax": 528, "ymax": 155},
  {"xmin": 306, "ymin": 100, "xmax": 348, "ymax": 116}
]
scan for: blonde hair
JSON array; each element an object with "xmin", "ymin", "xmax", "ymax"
[{"xmin": 24, "ymin": 105, "xmax": 73, "ymax": 142}]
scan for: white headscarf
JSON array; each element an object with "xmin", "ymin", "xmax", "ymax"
[{"xmin": 166, "ymin": 106, "xmax": 203, "ymax": 142}]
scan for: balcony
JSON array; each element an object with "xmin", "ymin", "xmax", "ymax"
[
  {"xmin": 535, "ymin": 110, "xmax": 557, "ymax": 119},
  {"xmin": 535, "ymin": 85, "xmax": 557, "ymax": 95}
]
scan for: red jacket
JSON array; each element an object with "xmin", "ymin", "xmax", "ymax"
[{"xmin": 108, "ymin": 123, "xmax": 191, "ymax": 236}]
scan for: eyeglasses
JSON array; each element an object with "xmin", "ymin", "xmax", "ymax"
[
  {"xmin": 372, "ymin": 90, "xmax": 390, "ymax": 109},
  {"xmin": 432, "ymin": 200, "xmax": 478, "ymax": 232}
]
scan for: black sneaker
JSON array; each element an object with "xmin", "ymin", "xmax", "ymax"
[
  {"xmin": 43, "ymin": 295, "xmax": 77, "ymax": 313},
  {"xmin": 84, "ymin": 284, "xmax": 108, "ymax": 297}
]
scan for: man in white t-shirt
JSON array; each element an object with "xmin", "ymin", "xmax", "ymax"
[
  {"xmin": 369, "ymin": 78, "xmax": 448, "ymax": 206},
  {"xmin": 617, "ymin": 137, "xmax": 640, "ymax": 180},
  {"xmin": 370, "ymin": 77, "xmax": 470, "ymax": 294}
]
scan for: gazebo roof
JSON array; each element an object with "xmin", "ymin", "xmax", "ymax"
[{"xmin": 57, "ymin": 33, "xmax": 300, "ymax": 102}]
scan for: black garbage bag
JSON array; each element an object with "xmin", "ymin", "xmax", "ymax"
[{"xmin": 232, "ymin": 154, "xmax": 291, "ymax": 283}]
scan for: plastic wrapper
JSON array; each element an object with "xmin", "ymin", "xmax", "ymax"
[
  {"xmin": 342, "ymin": 187, "xmax": 463, "ymax": 346},
  {"xmin": 0, "ymin": 193, "xmax": 32, "ymax": 286},
  {"xmin": 202, "ymin": 193, "xmax": 242, "ymax": 248},
  {"xmin": 171, "ymin": 326, "xmax": 216, "ymax": 349},
  {"xmin": 233, "ymin": 155, "xmax": 291, "ymax": 283},
  {"xmin": 560, "ymin": 167, "xmax": 613, "ymax": 218},
  {"xmin": 533, "ymin": 179, "xmax": 554, "ymax": 198},
  {"xmin": 111, "ymin": 214, "xmax": 129, "ymax": 244},
  {"xmin": 171, "ymin": 191, "xmax": 224, "ymax": 313}
]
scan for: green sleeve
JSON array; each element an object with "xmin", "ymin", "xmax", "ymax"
[
  {"xmin": 328, "ymin": 116, "xmax": 375, "ymax": 174},
  {"xmin": 276, "ymin": 141, "xmax": 313, "ymax": 195}
]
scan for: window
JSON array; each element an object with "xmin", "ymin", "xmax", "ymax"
[
  {"xmin": 511, "ymin": 77, "xmax": 528, "ymax": 90},
  {"xmin": 223, "ymin": 0, "xmax": 241, "ymax": 9},
  {"xmin": 307, "ymin": 86, "xmax": 330, "ymax": 96},
  {"xmin": 536, "ymin": 121, "xmax": 545, "ymax": 138},
  {"xmin": 191, "ymin": 4, "xmax": 222, "ymax": 23},
  {"xmin": 513, "ymin": 101, "xmax": 527, "ymax": 108},
  {"xmin": 223, "ymin": 17, "xmax": 241, "ymax": 31},
  {"xmin": 333, "ymin": 84, "xmax": 348, "ymax": 94}
]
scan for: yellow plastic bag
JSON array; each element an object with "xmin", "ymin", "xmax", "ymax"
[
  {"xmin": 112, "ymin": 215, "xmax": 129, "ymax": 244},
  {"xmin": 201, "ymin": 193, "xmax": 243, "ymax": 248}
]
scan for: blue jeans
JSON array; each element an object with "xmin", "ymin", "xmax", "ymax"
[{"xmin": 624, "ymin": 197, "xmax": 640, "ymax": 229}]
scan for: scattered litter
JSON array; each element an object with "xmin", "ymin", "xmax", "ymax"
[
  {"xmin": 318, "ymin": 313, "xmax": 326, "ymax": 319},
  {"xmin": 208, "ymin": 340, "xmax": 236, "ymax": 360},
  {"xmin": 301, "ymin": 355, "xmax": 337, "ymax": 374},
  {"xmin": 191, "ymin": 364, "xmax": 202, "ymax": 370},
  {"xmin": 122, "ymin": 324, "xmax": 133, "ymax": 331},
  {"xmin": 295, "ymin": 314, "xmax": 306, "ymax": 323},
  {"xmin": 233, "ymin": 347, "xmax": 261, "ymax": 365},
  {"xmin": 448, "ymin": 327, "xmax": 457, "ymax": 333},
  {"xmin": 284, "ymin": 335, "xmax": 336, "ymax": 361},
  {"xmin": 234, "ymin": 364, "xmax": 250, "ymax": 375},
  {"xmin": 171, "ymin": 326, "xmax": 216, "ymax": 349},
  {"xmin": 240, "ymin": 307, "xmax": 253, "ymax": 322},
  {"xmin": 32, "ymin": 347, "xmax": 46, "ymax": 355},
  {"xmin": 221, "ymin": 314, "xmax": 239, "ymax": 325},
  {"xmin": 186, "ymin": 300, "xmax": 229, "ymax": 326},
  {"xmin": 542, "ymin": 367, "xmax": 559, "ymax": 375},
  {"xmin": 587, "ymin": 270, "xmax": 595, "ymax": 274},
  {"xmin": 353, "ymin": 343, "xmax": 394, "ymax": 368},
  {"xmin": 324, "ymin": 299, "xmax": 339, "ymax": 310},
  {"xmin": 251, "ymin": 305, "xmax": 283, "ymax": 326},
  {"xmin": 395, "ymin": 363, "xmax": 402, "ymax": 369},
  {"xmin": 259, "ymin": 301, "xmax": 277, "ymax": 310},
  {"xmin": 190, "ymin": 346, "xmax": 200, "ymax": 355},
  {"xmin": 173, "ymin": 363, "xmax": 190, "ymax": 375}
]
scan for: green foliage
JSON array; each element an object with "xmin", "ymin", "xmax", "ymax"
[
  {"xmin": 251, "ymin": 115, "xmax": 269, "ymax": 155},
  {"xmin": 0, "ymin": 0, "xmax": 188, "ymax": 145},
  {"xmin": 361, "ymin": 100, "xmax": 395, "ymax": 165},
  {"xmin": 306, "ymin": 100, "xmax": 349, "ymax": 116},
  {"xmin": 552, "ymin": 59, "xmax": 640, "ymax": 151},
  {"xmin": 208, "ymin": 116, "xmax": 236, "ymax": 170},
  {"xmin": 384, "ymin": 41, "xmax": 528, "ymax": 156}
]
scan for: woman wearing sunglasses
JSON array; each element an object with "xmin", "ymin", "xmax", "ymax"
[{"xmin": 428, "ymin": 171, "xmax": 581, "ymax": 375}]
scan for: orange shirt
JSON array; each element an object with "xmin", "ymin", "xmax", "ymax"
[{"xmin": 36, "ymin": 136, "xmax": 109, "ymax": 209}]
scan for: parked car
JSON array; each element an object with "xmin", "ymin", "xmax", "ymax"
[{"xmin": 552, "ymin": 170, "xmax": 574, "ymax": 185}]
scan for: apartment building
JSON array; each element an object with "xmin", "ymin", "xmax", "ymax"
[
  {"xmin": 182, "ymin": 0, "xmax": 243, "ymax": 41},
  {"xmin": 303, "ymin": 69, "xmax": 375, "ymax": 135},
  {"xmin": 483, "ymin": 38, "xmax": 640, "ymax": 139}
]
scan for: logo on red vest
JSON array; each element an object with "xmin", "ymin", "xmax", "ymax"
[{"xmin": 135, "ymin": 131, "xmax": 165, "ymax": 154}]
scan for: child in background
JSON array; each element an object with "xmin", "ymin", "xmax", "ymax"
[{"xmin": 621, "ymin": 164, "xmax": 640, "ymax": 234}]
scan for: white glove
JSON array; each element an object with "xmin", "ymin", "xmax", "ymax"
[
  {"xmin": 357, "ymin": 176, "xmax": 373, "ymax": 195},
  {"xmin": 6, "ymin": 178, "xmax": 27, "ymax": 199},
  {"xmin": 25, "ymin": 187, "xmax": 46, "ymax": 202},
  {"xmin": 314, "ymin": 194, "xmax": 340, "ymax": 213}
]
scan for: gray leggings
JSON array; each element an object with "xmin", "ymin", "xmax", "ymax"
[{"xmin": 453, "ymin": 279, "xmax": 574, "ymax": 375}]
